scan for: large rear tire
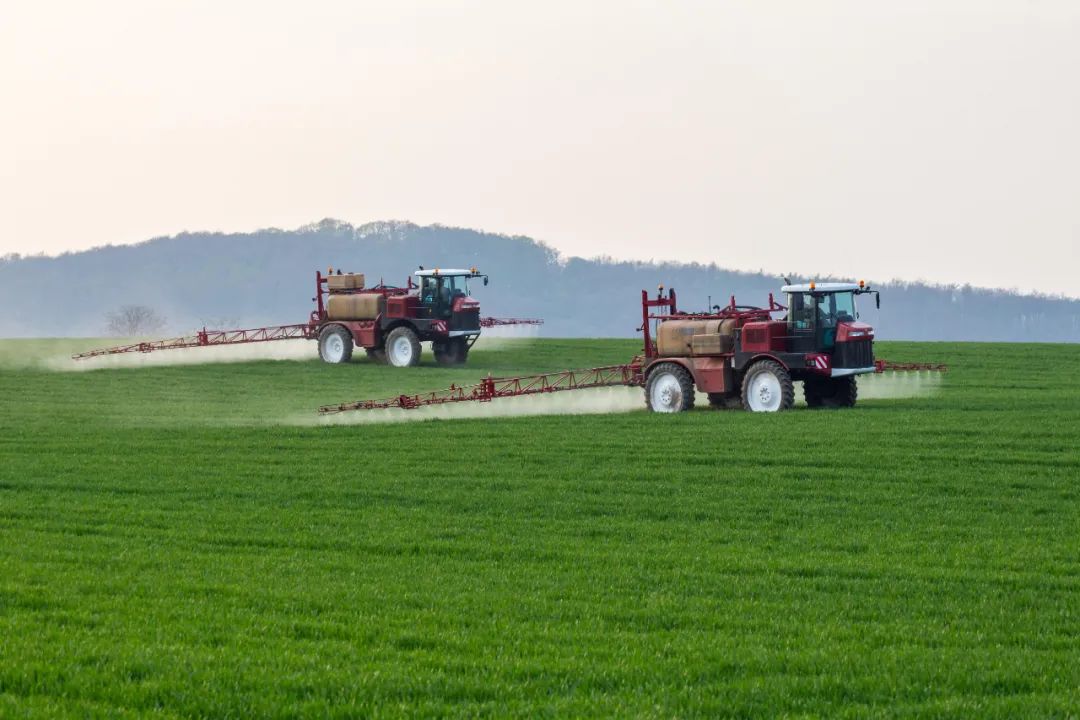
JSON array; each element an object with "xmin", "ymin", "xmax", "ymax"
[
  {"xmin": 741, "ymin": 360, "xmax": 795, "ymax": 412},
  {"xmin": 385, "ymin": 327, "xmax": 421, "ymax": 367},
  {"xmin": 433, "ymin": 337, "xmax": 468, "ymax": 366},
  {"xmin": 804, "ymin": 376, "xmax": 857, "ymax": 408},
  {"xmin": 318, "ymin": 325, "xmax": 353, "ymax": 364},
  {"xmin": 645, "ymin": 363, "xmax": 696, "ymax": 413}
]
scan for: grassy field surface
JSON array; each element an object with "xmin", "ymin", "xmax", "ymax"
[{"xmin": 1, "ymin": 338, "xmax": 1078, "ymax": 717}]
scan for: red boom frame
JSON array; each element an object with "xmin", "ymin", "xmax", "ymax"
[
  {"xmin": 319, "ymin": 361, "xmax": 643, "ymax": 414},
  {"xmin": 71, "ymin": 324, "xmax": 316, "ymax": 360},
  {"xmin": 479, "ymin": 317, "xmax": 544, "ymax": 327}
]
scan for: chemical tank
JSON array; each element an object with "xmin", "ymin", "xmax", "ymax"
[
  {"xmin": 656, "ymin": 319, "xmax": 736, "ymax": 357},
  {"xmin": 326, "ymin": 294, "xmax": 386, "ymax": 320}
]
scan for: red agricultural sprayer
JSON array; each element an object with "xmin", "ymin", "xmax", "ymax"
[
  {"xmin": 72, "ymin": 267, "xmax": 543, "ymax": 368},
  {"xmin": 319, "ymin": 281, "xmax": 946, "ymax": 415}
]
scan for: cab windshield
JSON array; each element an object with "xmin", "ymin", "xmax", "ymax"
[
  {"xmin": 787, "ymin": 291, "xmax": 857, "ymax": 330},
  {"xmin": 419, "ymin": 275, "xmax": 470, "ymax": 305},
  {"xmin": 815, "ymin": 291, "xmax": 856, "ymax": 328},
  {"xmin": 786, "ymin": 290, "xmax": 858, "ymax": 351},
  {"xmin": 443, "ymin": 275, "xmax": 470, "ymax": 297}
]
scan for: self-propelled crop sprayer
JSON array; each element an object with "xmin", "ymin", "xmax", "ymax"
[
  {"xmin": 72, "ymin": 267, "xmax": 543, "ymax": 368},
  {"xmin": 319, "ymin": 281, "xmax": 945, "ymax": 415}
]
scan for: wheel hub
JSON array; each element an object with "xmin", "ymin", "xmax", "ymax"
[
  {"xmin": 324, "ymin": 334, "xmax": 344, "ymax": 361},
  {"xmin": 391, "ymin": 337, "xmax": 412, "ymax": 365},
  {"xmin": 650, "ymin": 373, "xmax": 683, "ymax": 412},
  {"xmin": 748, "ymin": 372, "xmax": 782, "ymax": 411}
]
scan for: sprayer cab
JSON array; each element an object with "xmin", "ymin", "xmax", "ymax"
[
  {"xmin": 308, "ymin": 266, "xmax": 491, "ymax": 368},
  {"xmin": 639, "ymin": 280, "xmax": 882, "ymax": 413},
  {"xmin": 780, "ymin": 283, "xmax": 877, "ymax": 371},
  {"xmin": 413, "ymin": 269, "xmax": 487, "ymax": 329}
]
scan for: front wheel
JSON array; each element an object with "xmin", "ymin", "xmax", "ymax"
[
  {"xmin": 804, "ymin": 376, "xmax": 857, "ymax": 408},
  {"xmin": 741, "ymin": 360, "xmax": 795, "ymax": 412},
  {"xmin": 645, "ymin": 363, "xmax": 696, "ymax": 413},
  {"xmin": 433, "ymin": 337, "xmax": 468, "ymax": 366},
  {"xmin": 318, "ymin": 325, "xmax": 353, "ymax": 364},
  {"xmin": 385, "ymin": 327, "xmax": 421, "ymax": 367}
]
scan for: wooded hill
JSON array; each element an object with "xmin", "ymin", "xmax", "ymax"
[{"xmin": 3, "ymin": 219, "xmax": 1076, "ymax": 342}]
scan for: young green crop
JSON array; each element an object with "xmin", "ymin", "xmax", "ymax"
[{"xmin": 1, "ymin": 339, "xmax": 1077, "ymax": 718}]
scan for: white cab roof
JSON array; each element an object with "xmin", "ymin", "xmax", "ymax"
[
  {"xmin": 782, "ymin": 282, "xmax": 861, "ymax": 293},
  {"xmin": 414, "ymin": 269, "xmax": 478, "ymax": 277}
]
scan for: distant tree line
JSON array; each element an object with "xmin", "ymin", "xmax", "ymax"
[{"xmin": 0, "ymin": 220, "xmax": 1077, "ymax": 342}]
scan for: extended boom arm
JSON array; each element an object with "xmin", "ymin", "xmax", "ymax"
[{"xmin": 319, "ymin": 361, "xmax": 643, "ymax": 414}]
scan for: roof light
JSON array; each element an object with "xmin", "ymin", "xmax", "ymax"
[
  {"xmin": 859, "ymin": 279, "xmax": 866, "ymax": 288},
  {"xmin": 809, "ymin": 281, "xmax": 816, "ymax": 290},
  {"xmin": 434, "ymin": 268, "xmax": 439, "ymax": 275}
]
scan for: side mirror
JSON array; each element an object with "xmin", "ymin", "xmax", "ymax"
[
  {"xmin": 876, "ymin": 294, "xmax": 880, "ymax": 309},
  {"xmin": 483, "ymin": 277, "xmax": 489, "ymax": 286}
]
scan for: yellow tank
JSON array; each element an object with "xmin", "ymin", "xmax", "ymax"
[
  {"xmin": 656, "ymin": 319, "xmax": 735, "ymax": 356},
  {"xmin": 327, "ymin": 294, "xmax": 385, "ymax": 320},
  {"xmin": 327, "ymin": 273, "xmax": 365, "ymax": 291}
]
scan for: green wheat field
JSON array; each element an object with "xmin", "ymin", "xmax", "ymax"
[{"xmin": 1, "ymin": 338, "xmax": 1078, "ymax": 718}]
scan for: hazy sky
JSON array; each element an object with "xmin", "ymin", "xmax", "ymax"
[{"xmin": 3, "ymin": 1, "xmax": 1078, "ymax": 295}]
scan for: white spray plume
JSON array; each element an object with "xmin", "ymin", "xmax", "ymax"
[
  {"xmin": 851, "ymin": 371, "xmax": 944, "ymax": 400},
  {"xmin": 47, "ymin": 327, "xmax": 540, "ymax": 372},
  {"xmin": 470, "ymin": 324, "xmax": 542, "ymax": 350},
  {"xmin": 295, "ymin": 386, "xmax": 644, "ymax": 426}
]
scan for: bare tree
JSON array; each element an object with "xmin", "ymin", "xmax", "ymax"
[
  {"xmin": 106, "ymin": 305, "xmax": 166, "ymax": 336},
  {"xmin": 197, "ymin": 316, "xmax": 239, "ymax": 331}
]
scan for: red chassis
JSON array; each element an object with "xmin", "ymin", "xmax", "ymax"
[{"xmin": 322, "ymin": 285, "xmax": 946, "ymax": 414}]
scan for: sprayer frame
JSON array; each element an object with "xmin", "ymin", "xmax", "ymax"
[{"xmin": 639, "ymin": 286, "xmax": 876, "ymax": 395}]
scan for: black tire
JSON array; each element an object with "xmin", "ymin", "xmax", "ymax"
[
  {"xmin": 384, "ymin": 326, "xmax": 421, "ymax": 367},
  {"xmin": 318, "ymin": 325, "xmax": 353, "ymax": 364},
  {"xmin": 365, "ymin": 347, "xmax": 387, "ymax": 365},
  {"xmin": 804, "ymin": 376, "xmax": 857, "ymax": 408},
  {"xmin": 645, "ymin": 362, "xmax": 696, "ymax": 413},
  {"xmin": 433, "ymin": 337, "xmax": 468, "ymax": 366},
  {"xmin": 741, "ymin": 359, "xmax": 795, "ymax": 412}
]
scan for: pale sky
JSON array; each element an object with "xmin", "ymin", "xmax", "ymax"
[{"xmin": 3, "ymin": 0, "xmax": 1078, "ymax": 296}]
